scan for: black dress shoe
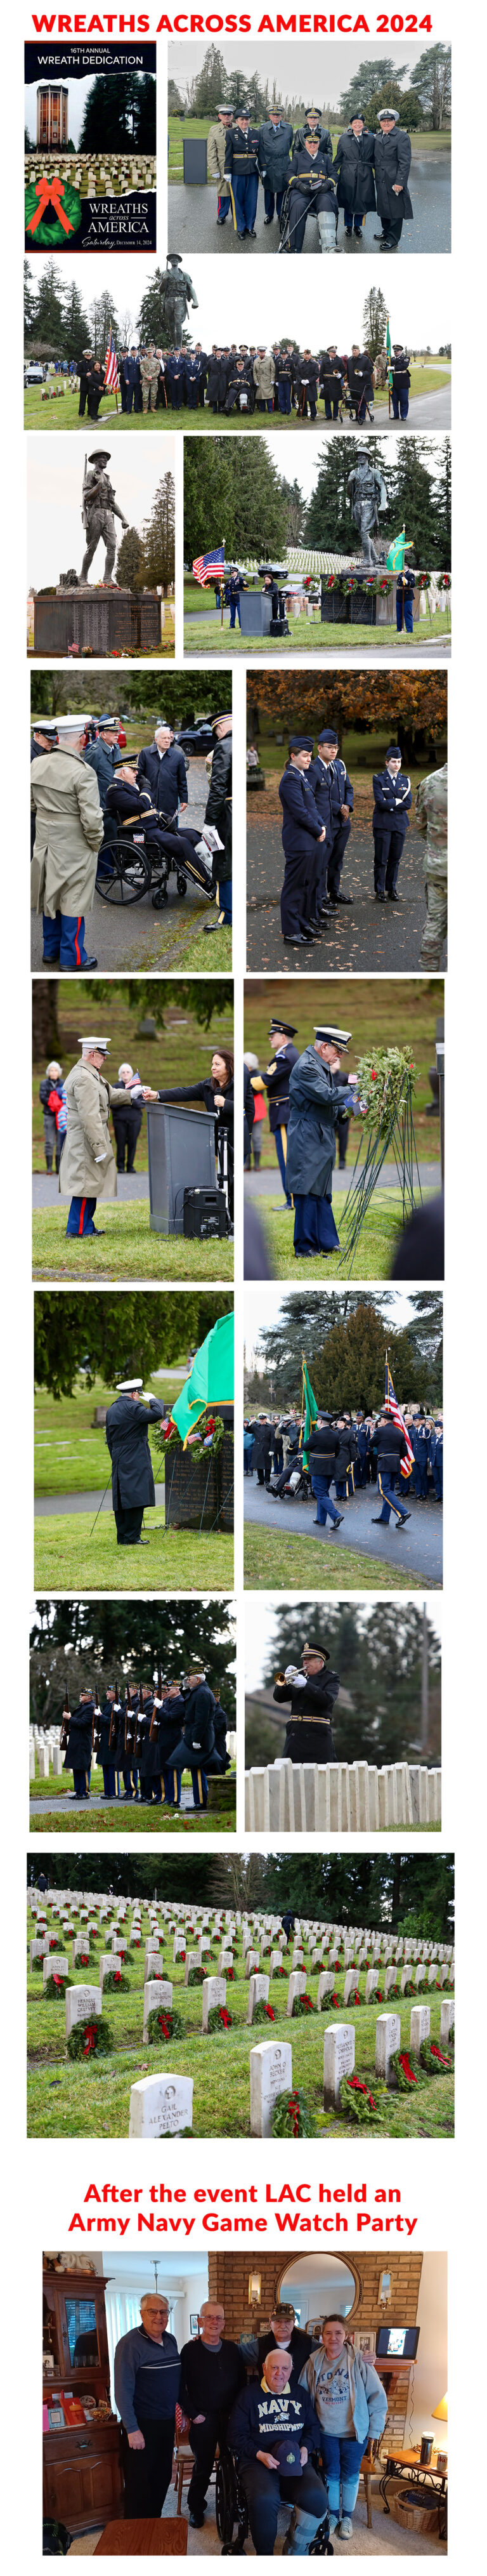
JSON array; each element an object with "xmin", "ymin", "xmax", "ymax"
[
  {"xmin": 395, "ymin": 1510, "xmax": 411, "ymax": 1526},
  {"xmin": 373, "ymin": 230, "xmax": 386, "ymax": 240},
  {"xmin": 387, "ymin": 891, "xmax": 401, "ymax": 902},
  {"xmin": 330, "ymin": 893, "xmax": 353, "ymax": 906},
  {"xmin": 77, "ymin": 956, "xmax": 98, "ymax": 969},
  {"xmin": 332, "ymin": 1514, "xmax": 344, "ymax": 1528},
  {"xmin": 283, "ymin": 933, "xmax": 313, "ymax": 946},
  {"xmin": 375, "ymin": 892, "xmax": 386, "ymax": 903},
  {"xmin": 372, "ymin": 1515, "xmax": 387, "ymax": 1524}
]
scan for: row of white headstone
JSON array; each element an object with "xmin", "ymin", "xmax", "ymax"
[
  {"xmin": 29, "ymin": 1894, "xmax": 453, "ymax": 1957},
  {"xmin": 245, "ymin": 1760, "xmax": 442, "ymax": 1833},
  {"xmin": 125, "ymin": 2000, "xmax": 455, "ymax": 2141}
]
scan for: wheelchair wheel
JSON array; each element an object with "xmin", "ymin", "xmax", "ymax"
[
  {"xmin": 152, "ymin": 882, "xmax": 169, "ymax": 909},
  {"xmin": 176, "ymin": 872, "xmax": 188, "ymax": 896},
  {"xmin": 96, "ymin": 839, "xmax": 152, "ymax": 906},
  {"xmin": 215, "ymin": 2448, "xmax": 237, "ymax": 2542}
]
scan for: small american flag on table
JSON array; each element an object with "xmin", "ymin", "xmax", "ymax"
[
  {"xmin": 192, "ymin": 545, "xmax": 224, "ymax": 588},
  {"xmin": 104, "ymin": 326, "xmax": 119, "ymax": 393},
  {"xmin": 385, "ymin": 1358, "xmax": 414, "ymax": 1480}
]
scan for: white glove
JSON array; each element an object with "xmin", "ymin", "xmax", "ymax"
[
  {"xmin": 284, "ymin": 1665, "xmax": 301, "ymax": 1682},
  {"xmin": 94, "ymin": 1153, "xmax": 107, "ymax": 1163}
]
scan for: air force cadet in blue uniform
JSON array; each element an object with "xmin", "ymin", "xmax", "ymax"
[
  {"xmin": 278, "ymin": 736, "xmax": 327, "ymax": 947},
  {"xmin": 372, "ymin": 744, "xmax": 412, "ymax": 901},
  {"xmin": 264, "ymin": 1017, "xmax": 299, "ymax": 1207},
  {"xmin": 411, "ymin": 1413, "xmax": 430, "ymax": 1498},
  {"xmin": 285, "ymin": 1022, "xmax": 360, "ymax": 1257},
  {"xmin": 308, "ymin": 725, "xmax": 354, "ymax": 909},
  {"xmin": 429, "ymin": 1417, "xmax": 443, "ymax": 1500}
]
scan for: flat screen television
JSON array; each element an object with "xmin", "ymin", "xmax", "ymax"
[{"xmin": 375, "ymin": 2326, "xmax": 420, "ymax": 2360}]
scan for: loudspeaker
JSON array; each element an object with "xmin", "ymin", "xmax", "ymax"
[{"xmin": 183, "ymin": 1187, "xmax": 227, "ymax": 1239}]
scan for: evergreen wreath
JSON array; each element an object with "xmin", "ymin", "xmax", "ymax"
[
  {"xmin": 389, "ymin": 2048, "xmax": 423, "ymax": 2092},
  {"xmin": 346, "ymin": 1988, "xmax": 363, "ymax": 2007},
  {"xmin": 101, "ymin": 1969, "xmax": 129, "ymax": 1995},
  {"xmin": 271, "ymin": 2087, "xmax": 315, "ymax": 2139},
  {"xmin": 206, "ymin": 2005, "xmax": 233, "ymax": 2033},
  {"xmin": 187, "ymin": 1965, "xmax": 205, "ymax": 1986},
  {"xmin": 291, "ymin": 1991, "xmax": 315, "ymax": 2016},
  {"xmin": 67, "ymin": 2016, "xmax": 113, "ymax": 2060},
  {"xmin": 339, "ymin": 2076, "xmax": 377, "ymax": 2125},
  {"xmin": 252, "ymin": 2000, "xmax": 277, "ymax": 2025},
  {"xmin": 146, "ymin": 2006, "xmax": 185, "ymax": 2044},
  {"xmin": 419, "ymin": 2039, "xmax": 452, "ymax": 2076},
  {"xmin": 44, "ymin": 1972, "xmax": 72, "ymax": 2000}
]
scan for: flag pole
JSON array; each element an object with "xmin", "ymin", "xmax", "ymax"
[
  {"xmin": 221, "ymin": 539, "xmax": 225, "ymax": 628},
  {"xmin": 387, "ymin": 315, "xmax": 391, "ymax": 419}
]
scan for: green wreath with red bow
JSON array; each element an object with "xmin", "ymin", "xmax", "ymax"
[
  {"xmin": 146, "ymin": 2006, "xmax": 185, "ymax": 2044},
  {"xmin": 187, "ymin": 1965, "xmax": 205, "ymax": 1986},
  {"xmin": 339, "ymin": 2076, "xmax": 377, "ymax": 2125},
  {"xmin": 206, "ymin": 2005, "xmax": 233, "ymax": 2033},
  {"xmin": 291, "ymin": 1991, "xmax": 315, "ymax": 2017},
  {"xmin": 67, "ymin": 2016, "xmax": 113, "ymax": 2061},
  {"xmin": 389, "ymin": 2048, "xmax": 424, "ymax": 2092},
  {"xmin": 419, "ymin": 2039, "xmax": 452, "ymax": 2076},
  {"xmin": 101, "ymin": 1969, "xmax": 130, "ymax": 1995},
  {"xmin": 271, "ymin": 2087, "xmax": 315, "ymax": 2138},
  {"xmin": 44, "ymin": 1971, "xmax": 72, "ymax": 2000},
  {"xmin": 252, "ymin": 2000, "xmax": 277, "ymax": 2025}
]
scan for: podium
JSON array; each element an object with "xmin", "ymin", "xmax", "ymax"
[
  {"xmin": 240, "ymin": 591, "xmax": 273, "ymax": 638},
  {"xmin": 146, "ymin": 1102, "xmax": 216, "ymax": 1234},
  {"xmin": 183, "ymin": 137, "xmax": 207, "ymax": 184}
]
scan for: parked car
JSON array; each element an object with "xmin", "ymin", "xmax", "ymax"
[
  {"xmin": 25, "ymin": 361, "xmax": 44, "ymax": 386},
  {"xmin": 174, "ymin": 718, "xmax": 216, "ymax": 756}
]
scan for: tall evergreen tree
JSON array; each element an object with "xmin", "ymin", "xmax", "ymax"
[
  {"xmin": 24, "ymin": 258, "xmax": 36, "ymax": 341},
  {"xmin": 193, "ymin": 46, "xmax": 230, "ymax": 116},
  {"xmin": 88, "ymin": 289, "xmax": 119, "ymax": 359},
  {"xmin": 61, "ymin": 278, "xmax": 90, "ymax": 364},
  {"xmin": 32, "ymin": 257, "xmax": 65, "ymax": 350},
  {"xmin": 30, "ymin": 1598, "xmax": 236, "ymax": 1726},
  {"xmin": 34, "ymin": 1291, "xmax": 231, "ymax": 1401},
  {"xmin": 142, "ymin": 472, "xmax": 175, "ymax": 593},
  {"xmin": 361, "ymin": 286, "xmax": 388, "ymax": 360},
  {"xmin": 338, "ymin": 58, "xmax": 404, "ymax": 119},
  {"xmin": 79, "ymin": 71, "xmax": 155, "ymax": 153},
  {"xmin": 115, "ymin": 527, "xmax": 146, "ymax": 594},
  {"xmin": 389, "ymin": 437, "xmax": 443, "ymax": 567}
]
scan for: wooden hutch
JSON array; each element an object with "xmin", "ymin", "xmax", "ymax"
[{"xmin": 42, "ymin": 2266, "xmax": 123, "ymax": 2537}]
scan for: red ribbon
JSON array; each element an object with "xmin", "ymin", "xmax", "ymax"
[
  {"xmin": 83, "ymin": 2022, "xmax": 98, "ymax": 2055},
  {"xmin": 287, "ymin": 2094, "xmax": 301, "ymax": 2136},
  {"xmin": 430, "ymin": 2044, "xmax": 450, "ymax": 2065},
  {"xmin": 53, "ymin": 1974, "xmax": 63, "ymax": 1991},
  {"xmin": 27, "ymin": 175, "xmax": 75, "ymax": 237},
  {"xmin": 303, "ymin": 1994, "xmax": 314, "ymax": 2012},
  {"xmin": 219, "ymin": 2007, "xmax": 232, "ymax": 2028},
  {"xmin": 158, "ymin": 2015, "xmax": 171, "ymax": 2039},
  {"xmin": 348, "ymin": 2078, "xmax": 376, "ymax": 2110},
  {"xmin": 399, "ymin": 2052, "xmax": 417, "ymax": 2085},
  {"xmin": 114, "ymin": 1971, "xmax": 121, "ymax": 1986},
  {"xmin": 264, "ymin": 2004, "xmax": 275, "ymax": 2021}
]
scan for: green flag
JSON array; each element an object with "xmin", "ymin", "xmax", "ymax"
[
  {"xmin": 386, "ymin": 527, "xmax": 406, "ymax": 574},
  {"xmin": 302, "ymin": 1356, "xmax": 318, "ymax": 1468},
  {"xmin": 170, "ymin": 1312, "xmax": 233, "ymax": 1446}
]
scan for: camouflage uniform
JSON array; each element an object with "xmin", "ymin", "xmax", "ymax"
[
  {"xmin": 416, "ymin": 760, "xmax": 448, "ymax": 968},
  {"xmin": 140, "ymin": 350, "xmax": 160, "ymax": 413}
]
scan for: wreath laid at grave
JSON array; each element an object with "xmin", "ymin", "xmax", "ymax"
[
  {"xmin": 164, "ymin": 2127, "xmax": 194, "ymax": 2139},
  {"xmin": 346, "ymin": 1989, "xmax": 363, "ymax": 2008},
  {"xmin": 385, "ymin": 1983, "xmax": 399, "ymax": 1998},
  {"xmin": 271, "ymin": 2087, "xmax": 315, "ymax": 2139},
  {"xmin": 67, "ymin": 2016, "xmax": 113, "ymax": 2060},
  {"xmin": 44, "ymin": 1972, "xmax": 72, "ymax": 2000},
  {"xmin": 206, "ymin": 2005, "xmax": 233, "ymax": 2033},
  {"xmin": 146, "ymin": 2007, "xmax": 185, "ymax": 2045},
  {"xmin": 32, "ymin": 1957, "xmax": 47, "ymax": 1971},
  {"xmin": 401, "ymin": 1980, "xmax": 415, "ymax": 1997},
  {"xmin": 389, "ymin": 2048, "xmax": 423, "ymax": 2092},
  {"xmin": 322, "ymin": 1992, "xmax": 340, "ymax": 2011},
  {"xmin": 101, "ymin": 1969, "xmax": 130, "ymax": 1995},
  {"xmin": 252, "ymin": 2000, "xmax": 277, "ymax": 2025},
  {"xmin": 419, "ymin": 2039, "xmax": 452, "ymax": 2077},
  {"xmin": 291, "ymin": 1991, "xmax": 315, "ymax": 2017},
  {"xmin": 77, "ymin": 1955, "xmax": 90, "ymax": 1971},
  {"xmin": 187, "ymin": 1965, "xmax": 205, "ymax": 1986},
  {"xmin": 339, "ymin": 2076, "xmax": 378, "ymax": 2125}
]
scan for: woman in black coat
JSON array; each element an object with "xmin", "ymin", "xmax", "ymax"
[
  {"xmin": 333, "ymin": 122, "xmax": 375, "ymax": 237},
  {"xmin": 252, "ymin": 1417, "xmax": 273, "ymax": 1484},
  {"xmin": 373, "ymin": 116, "xmax": 413, "ymax": 245},
  {"xmin": 60, "ymin": 1691, "xmax": 94, "ymax": 1800},
  {"xmin": 157, "ymin": 1049, "xmax": 235, "ymax": 1224}
]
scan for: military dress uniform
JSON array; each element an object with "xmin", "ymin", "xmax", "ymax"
[
  {"xmin": 372, "ymin": 758, "xmax": 412, "ymax": 899},
  {"xmin": 60, "ymin": 1696, "xmax": 94, "ymax": 1800},
  {"xmin": 417, "ymin": 760, "xmax": 448, "ymax": 967},
  {"xmin": 105, "ymin": 1384, "xmax": 166, "ymax": 1547},
  {"xmin": 97, "ymin": 1696, "xmax": 118, "ymax": 1799},
  {"xmin": 273, "ymin": 1660, "xmax": 339, "ymax": 1760},
  {"xmin": 429, "ymin": 1421, "xmax": 443, "ymax": 1500},
  {"xmin": 308, "ymin": 739, "xmax": 354, "ymax": 904},
  {"xmin": 332, "ymin": 124, "xmax": 375, "ymax": 237},
  {"xmin": 396, "ymin": 567, "xmax": 416, "ymax": 633},
  {"xmin": 123, "ymin": 352, "xmax": 141, "ymax": 414},
  {"xmin": 411, "ymin": 1417, "xmax": 430, "ymax": 1500},
  {"xmin": 140, "ymin": 350, "xmax": 159, "ymax": 413},
  {"xmin": 372, "ymin": 1422, "xmax": 412, "ymax": 1526},
  {"xmin": 285, "ymin": 1030, "xmax": 357, "ymax": 1257},
  {"xmin": 278, "ymin": 746, "xmax": 325, "ymax": 943},
  {"xmin": 319, "ymin": 349, "xmax": 344, "ymax": 418},
  {"xmin": 224, "ymin": 123, "xmax": 261, "ymax": 237},
  {"xmin": 263, "ymin": 1020, "xmax": 299, "ymax": 1205},
  {"xmin": 373, "ymin": 117, "xmax": 413, "ymax": 248},
  {"xmin": 285, "ymin": 144, "xmax": 337, "ymax": 254},
  {"xmin": 391, "ymin": 347, "xmax": 411, "ymax": 419},
  {"xmin": 275, "ymin": 348, "xmax": 296, "ymax": 415}
]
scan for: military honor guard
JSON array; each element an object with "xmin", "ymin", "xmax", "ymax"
[
  {"xmin": 60, "ymin": 1687, "xmax": 94, "ymax": 1801},
  {"xmin": 278, "ymin": 736, "xmax": 327, "ymax": 947},
  {"xmin": 396, "ymin": 558, "xmax": 416, "ymax": 633},
  {"xmin": 224, "ymin": 111, "xmax": 261, "ymax": 237},
  {"xmin": 308, "ymin": 727, "xmax": 354, "ymax": 909},
  {"xmin": 105, "ymin": 1378, "xmax": 167, "ymax": 1549},
  {"xmin": 285, "ymin": 1022, "xmax": 360, "ymax": 1258},
  {"xmin": 207, "ymin": 104, "xmax": 233, "ymax": 222},
  {"xmin": 372, "ymin": 745, "xmax": 412, "ymax": 901},
  {"xmin": 257, "ymin": 108, "xmax": 293, "ymax": 223},
  {"xmin": 31, "ymin": 720, "xmax": 103, "ymax": 970},
  {"xmin": 263, "ymin": 1018, "xmax": 299, "ymax": 1207},
  {"xmin": 320, "ymin": 345, "xmax": 344, "ymax": 417},
  {"xmin": 391, "ymin": 343, "xmax": 411, "ymax": 419},
  {"xmin": 417, "ymin": 760, "xmax": 448, "ymax": 968},
  {"xmin": 96, "ymin": 1688, "xmax": 119, "ymax": 1799},
  {"xmin": 371, "ymin": 1412, "xmax": 412, "ymax": 1529}
]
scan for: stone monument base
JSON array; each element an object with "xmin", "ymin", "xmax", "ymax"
[
  {"xmin": 33, "ymin": 586, "xmax": 161, "ymax": 656},
  {"xmin": 165, "ymin": 1419, "xmax": 234, "ymax": 1533}
]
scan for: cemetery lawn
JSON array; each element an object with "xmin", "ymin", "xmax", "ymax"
[
  {"xmin": 32, "ymin": 1205, "xmax": 233, "ymax": 1284},
  {"xmin": 175, "ymin": 925, "xmax": 233, "ymax": 970},
  {"xmin": 27, "ymin": 1943, "xmax": 453, "ymax": 2141},
  {"xmin": 253, "ymin": 1191, "xmax": 428, "ymax": 1281},
  {"xmin": 244, "ymin": 1527, "xmax": 438, "ymax": 1592},
  {"xmin": 34, "ymin": 1512, "xmax": 234, "ymax": 1592},
  {"xmin": 183, "ymin": 611, "xmax": 451, "ymax": 655}
]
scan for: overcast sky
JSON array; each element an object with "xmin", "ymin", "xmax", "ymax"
[
  {"xmin": 245, "ymin": 1592, "xmax": 442, "ymax": 1686},
  {"xmin": 245, "ymin": 1284, "xmax": 427, "ymax": 1357},
  {"xmin": 170, "ymin": 40, "xmax": 431, "ymax": 107},
  {"xmin": 25, "ymin": 253, "xmax": 451, "ymax": 360},
  {"xmin": 233, "ymin": 426, "xmax": 445, "ymax": 505},
  {"xmin": 27, "ymin": 433, "xmax": 174, "ymax": 590}
]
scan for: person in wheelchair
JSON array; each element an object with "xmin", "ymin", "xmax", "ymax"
[
  {"xmin": 104, "ymin": 762, "xmax": 214, "ymax": 905},
  {"xmin": 227, "ymin": 2347, "xmax": 328, "ymax": 2555},
  {"xmin": 280, "ymin": 134, "xmax": 338, "ymax": 255},
  {"xmin": 225, "ymin": 359, "xmax": 255, "ymax": 413}
]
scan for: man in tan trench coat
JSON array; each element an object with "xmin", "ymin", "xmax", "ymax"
[
  {"xmin": 30, "ymin": 723, "xmax": 104, "ymax": 970},
  {"xmin": 60, "ymin": 1038, "xmax": 149, "ymax": 1239}
]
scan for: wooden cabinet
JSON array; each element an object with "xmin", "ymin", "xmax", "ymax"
[{"xmin": 42, "ymin": 2268, "xmax": 123, "ymax": 2535}]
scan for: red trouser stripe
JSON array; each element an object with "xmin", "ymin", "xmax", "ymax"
[
  {"xmin": 75, "ymin": 917, "xmax": 82, "ymax": 965},
  {"xmin": 78, "ymin": 1198, "xmax": 86, "ymax": 1236}
]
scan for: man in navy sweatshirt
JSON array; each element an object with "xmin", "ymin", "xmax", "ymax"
[
  {"xmin": 114, "ymin": 2290, "xmax": 180, "ymax": 2519},
  {"xmin": 228, "ymin": 2346, "xmax": 327, "ymax": 2554}
]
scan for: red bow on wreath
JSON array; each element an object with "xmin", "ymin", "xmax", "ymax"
[
  {"xmin": 399, "ymin": 2052, "xmax": 417, "ymax": 2084},
  {"xmin": 27, "ymin": 174, "xmax": 75, "ymax": 236},
  {"xmin": 114, "ymin": 1971, "xmax": 121, "ymax": 1986},
  {"xmin": 287, "ymin": 2093, "xmax": 301, "ymax": 2136},
  {"xmin": 83, "ymin": 2022, "xmax": 98, "ymax": 2055},
  {"xmin": 430, "ymin": 2043, "xmax": 450, "ymax": 2065},
  {"xmin": 219, "ymin": 2007, "xmax": 231, "ymax": 2028},
  {"xmin": 264, "ymin": 2004, "xmax": 275, "ymax": 2021},
  {"xmin": 53, "ymin": 1974, "xmax": 63, "ymax": 1991},
  {"xmin": 302, "ymin": 1994, "xmax": 314, "ymax": 2012},
  {"xmin": 348, "ymin": 2077, "xmax": 376, "ymax": 2109},
  {"xmin": 158, "ymin": 2015, "xmax": 171, "ymax": 2038}
]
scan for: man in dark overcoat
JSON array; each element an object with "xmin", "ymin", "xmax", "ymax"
[
  {"xmin": 285, "ymin": 1022, "xmax": 360, "ymax": 1257},
  {"xmin": 105, "ymin": 1378, "xmax": 166, "ymax": 1547}
]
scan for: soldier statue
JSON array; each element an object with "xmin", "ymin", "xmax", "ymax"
[
  {"xmin": 346, "ymin": 446, "xmax": 387, "ymax": 565},
  {"xmin": 160, "ymin": 251, "xmax": 198, "ymax": 341},
  {"xmin": 79, "ymin": 451, "xmax": 129, "ymax": 585}
]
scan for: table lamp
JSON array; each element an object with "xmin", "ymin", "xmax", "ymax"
[{"xmin": 432, "ymin": 2391, "xmax": 448, "ymax": 2472}]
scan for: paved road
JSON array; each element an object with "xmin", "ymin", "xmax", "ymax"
[
  {"xmin": 34, "ymin": 1486, "xmax": 166, "ymax": 1516},
  {"xmin": 244, "ymin": 1475, "xmax": 443, "ymax": 1581},
  {"xmin": 169, "ymin": 155, "xmax": 450, "ymax": 256},
  {"xmin": 246, "ymin": 823, "xmax": 447, "ymax": 973},
  {"xmin": 30, "ymin": 761, "xmax": 216, "ymax": 971},
  {"xmin": 246, "ymin": 1160, "xmax": 439, "ymax": 1199},
  {"xmin": 33, "ymin": 1171, "xmax": 150, "ymax": 1208},
  {"xmin": 29, "ymin": 1784, "xmax": 195, "ymax": 1813},
  {"xmin": 403, "ymin": 382, "xmax": 451, "ymax": 431}
]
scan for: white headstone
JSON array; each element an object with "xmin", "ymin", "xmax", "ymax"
[
  {"xmin": 410, "ymin": 2005, "xmax": 431, "ymax": 2054},
  {"xmin": 43, "ymin": 1953, "xmax": 68, "ymax": 1987},
  {"xmin": 250, "ymin": 2040, "xmax": 293, "ymax": 2138},
  {"xmin": 375, "ymin": 2014, "xmax": 401, "ymax": 2084},
  {"xmin": 344, "ymin": 1970, "xmax": 360, "ymax": 2004},
  {"xmin": 74, "ymin": 1934, "xmax": 91, "ymax": 1962},
  {"xmin": 65, "ymin": 1986, "xmax": 102, "ymax": 2037},
  {"xmin": 365, "ymin": 1970, "xmax": 379, "ymax": 2003},
  {"xmin": 247, "ymin": 1974, "xmax": 270, "ymax": 2025},
  {"xmin": 439, "ymin": 1999, "xmax": 454, "ymax": 2046},
  {"xmin": 173, "ymin": 1936, "xmax": 186, "ymax": 1962},
  {"xmin": 202, "ymin": 1976, "xmax": 226, "ymax": 2032},
  {"xmin": 245, "ymin": 1949, "xmax": 260, "ymax": 1980},
  {"xmin": 143, "ymin": 1979, "xmax": 173, "ymax": 2038},
  {"xmin": 317, "ymin": 1972, "xmax": 337, "ymax": 2011},
  {"xmin": 287, "ymin": 1972, "xmax": 306, "ymax": 2018},
  {"xmin": 323, "ymin": 2023, "xmax": 355, "ymax": 2107},
  {"xmin": 384, "ymin": 1967, "xmax": 398, "ymax": 1998},
  {"xmin": 129, "ymin": 2073, "xmax": 193, "ymax": 2138}
]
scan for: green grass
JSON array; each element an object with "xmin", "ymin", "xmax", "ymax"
[
  {"xmin": 27, "ymin": 1922, "xmax": 453, "ymax": 2139},
  {"xmin": 184, "ymin": 605, "xmax": 451, "ymax": 654},
  {"xmin": 34, "ymin": 1512, "xmax": 234, "ymax": 1594},
  {"xmin": 29, "ymin": 1762, "xmax": 236, "ymax": 1835},
  {"xmin": 167, "ymin": 116, "xmax": 450, "ymax": 179},
  {"xmin": 33, "ymin": 975, "xmax": 234, "ymax": 1172},
  {"xmin": 251, "ymin": 1189, "xmax": 435, "ymax": 1282},
  {"xmin": 32, "ymin": 1203, "xmax": 233, "ymax": 1285},
  {"xmin": 244, "ymin": 1523, "xmax": 439, "ymax": 1593},
  {"xmin": 175, "ymin": 924, "xmax": 233, "ymax": 970},
  {"xmin": 34, "ymin": 1373, "xmax": 182, "ymax": 1496}
]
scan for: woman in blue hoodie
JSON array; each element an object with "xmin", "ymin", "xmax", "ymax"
[{"xmin": 301, "ymin": 2315, "xmax": 387, "ymax": 2539}]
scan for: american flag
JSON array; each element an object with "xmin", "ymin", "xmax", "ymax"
[
  {"xmin": 384, "ymin": 1358, "xmax": 414, "ymax": 1481},
  {"xmin": 104, "ymin": 326, "xmax": 119, "ymax": 392},
  {"xmin": 192, "ymin": 545, "xmax": 224, "ymax": 589}
]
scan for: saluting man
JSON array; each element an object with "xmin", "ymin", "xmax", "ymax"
[
  {"xmin": 263, "ymin": 1017, "xmax": 299, "ymax": 1207},
  {"xmin": 105, "ymin": 1379, "xmax": 167, "ymax": 1550},
  {"xmin": 372, "ymin": 744, "xmax": 412, "ymax": 902},
  {"xmin": 278, "ymin": 736, "xmax": 327, "ymax": 947},
  {"xmin": 285, "ymin": 1022, "xmax": 360, "ymax": 1258}
]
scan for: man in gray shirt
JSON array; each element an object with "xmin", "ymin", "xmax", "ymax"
[{"xmin": 114, "ymin": 2290, "xmax": 180, "ymax": 2519}]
